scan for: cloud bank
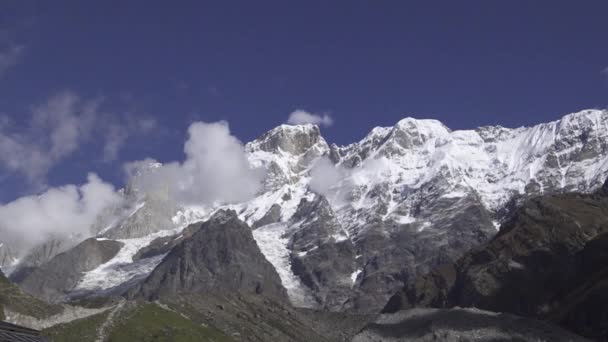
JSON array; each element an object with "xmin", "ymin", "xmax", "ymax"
[
  {"xmin": 0, "ymin": 173, "xmax": 122, "ymax": 249},
  {"xmin": 287, "ymin": 109, "xmax": 334, "ymax": 127},
  {"xmin": 126, "ymin": 121, "xmax": 263, "ymax": 206}
]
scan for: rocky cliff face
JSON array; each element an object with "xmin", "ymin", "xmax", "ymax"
[
  {"xmin": 383, "ymin": 179, "xmax": 608, "ymax": 340},
  {"xmin": 134, "ymin": 210, "xmax": 288, "ymax": 302},
  {"xmin": 232, "ymin": 109, "xmax": 608, "ymax": 312},
  {"xmin": 287, "ymin": 196, "xmax": 357, "ymax": 310}
]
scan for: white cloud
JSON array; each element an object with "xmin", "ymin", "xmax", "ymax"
[
  {"xmin": 31, "ymin": 91, "xmax": 98, "ymax": 159},
  {"xmin": 125, "ymin": 121, "xmax": 263, "ymax": 206},
  {"xmin": 603, "ymin": 66, "xmax": 608, "ymax": 77},
  {"xmin": 309, "ymin": 157, "xmax": 344, "ymax": 196},
  {"xmin": 0, "ymin": 173, "xmax": 122, "ymax": 249},
  {"xmin": 287, "ymin": 109, "xmax": 334, "ymax": 127},
  {"xmin": 309, "ymin": 156, "xmax": 396, "ymax": 205},
  {"xmin": 0, "ymin": 91, "xmax": 98, "ymax": 185},
  {"xmin": 0, "ymin": 45, "xmax": 23, "ymax": 78},
  {"xmin": 101, "ymin": 115, "xmax": 158, "ymax": 162},
  {"xmin": 0, "ymin": 91, "xmax": 159, "ymax": 183},
  {"xmin": 103, "ymin": 124, "xmax": 129, "ymax": 162}
]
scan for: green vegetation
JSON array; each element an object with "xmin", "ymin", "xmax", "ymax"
[
  {"xmin": 106, "ymin": 303, "xmax": 234, "ymax": 342},
  {"xmin": 43, "ymin": 301, "xmax": 234, "ymax": 342},
  {"xmin": 0, "ymin": 271, "xmax": 63, "ymax": 319},
  {"xmin": 42, "ymin": 311, "xmax": 109, "ymax": 342}
]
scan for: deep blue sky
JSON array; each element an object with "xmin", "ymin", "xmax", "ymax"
[{"xmin": 0, "ymin": 0, "xmax": 607, "ymax": 200}]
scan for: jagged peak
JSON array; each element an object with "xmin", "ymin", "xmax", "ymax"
[
  {"xmin": 247, "ymin": 123, "xmax": 328, "ymax": 155},
  {"xmin": 393, "ymin": 117, "xmax": 451, "ymax": 135},
  {"xmin": 208, "ymin": 209, "xmax": 241, "ymax": 224},
  {"xmin": 556, "ymin": 109, "xmax": 607, "ymax": 130},
  {"xmin": 560, "ymin": 108, "xmax": 606, "ymax": 120},
  {"xmin": 255, "ymin": 124, "xmax": 321, "ymax": 141},
  {"xmin": 274, "ymin": 123, "xmax": 319, "ymax": 132}
]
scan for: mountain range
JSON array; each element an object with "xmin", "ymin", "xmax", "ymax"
[{"xmin": 1, "ymin": 109, "xmax": 608, "ymax": 341}]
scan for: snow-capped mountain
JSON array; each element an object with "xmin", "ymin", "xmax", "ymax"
[{"xmin": 10, "ymin": 109, "xmax": 608, "ymax": 313}]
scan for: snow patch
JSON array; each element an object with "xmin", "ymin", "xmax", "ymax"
[
  {"xmin": 417, "ymin": 222, "xmax": 431, "ymax": 232},
  {"xmin": 492, "ymin": 220, "xmax": 501, "ymax": 231},
  {"xmin": 252, "ymin": 223, "xmax": 316, "ymax": 308},
  {"xmin": 508, "ymin": 260, "xmax": 525, "ymax": 270},
  {"xmin": 392, "ymin": 215, "xmax": 416, "ymax": 225},
  {"xmin": 351, "ymin": 269, "xmax": 362, "ymax": 284},
  {"xmin": 76, "ymin": 226, "xmax": 185, "ymax": 292}
]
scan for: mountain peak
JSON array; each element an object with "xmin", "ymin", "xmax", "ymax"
[
  {"xmin": 247, "ymin": 123, "xmax": 327, "ymax": 155},
  {"xmin": 394, "ymin": 117, "xmax": 450, "ymax": 135},
  {"xmin": 134, "ymin": 210, "xmax": 288, "ymax": 302},
  {"xmin": 557, "ymin": 109, "xmax": 607, "ymax": 130}
]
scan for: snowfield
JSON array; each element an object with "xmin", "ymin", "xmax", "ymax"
[{"xmin": 252, "ymin": 223, "xmax": 316, "ymax": 308}]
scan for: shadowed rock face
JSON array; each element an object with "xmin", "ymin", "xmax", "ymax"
[
  {"xmin": 134, "ymin": 210, "xmax": 288, "ymax": 302},
  {"xmin": 384, "ymin": 180, "xmax": 608, "ymax": 340},
  {"xmin": 253, "ymin": 203, "xmax": 282, "ymax": 229},
  {"xmin": 546, "ymin": 232, "xmax": 608, "ymax": 341},
  {"xmin": 351, "ymin": 191, "xmax": 496, "ymax": 313},
  {"xmin": 288, "ymin": 196, "xmax": 357, "ymax": 310},
  {"xmin": 18, "ymin": 239, "xmax": 123, "ymax": 303}
]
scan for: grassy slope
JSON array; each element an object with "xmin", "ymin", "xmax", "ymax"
[
  {"xmin": 0, "ymin": 271, "xmax": 63, "ymax": 319},
  {"xmin": 107, "ymin": 303, "xmax": 233, "ymax": 342},
  {"xmin": 42, "ymin": 302, "xmax": 234, "ymax": 342},
  {"xmin": 42, "ymin": 311, "xmax": 109, "ymax": 342}
]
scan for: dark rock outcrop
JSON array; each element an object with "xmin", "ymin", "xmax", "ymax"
[
  {"xmin": 134, "ymin": 210, "xmax": 288, "ymax": 302},
  {"xmin": 545, "ymin": 232, "xmax": 608, "ymax": 341},
  {"xmin": 252, "ymin": 203, "xmax": 282, "ymax": 229},
  {"xmin": 18, "ymin": 238, "xmax": 123, "ymax": 303},
  {"xmin": 288, "ymin": 196, "xmax": 357, "ymax": 310},
  {"xmin": 348, "ymin": 188, "xmax": 495, "ymax": 313},
  {"xmin": 384, "ymin": 185, "xmax": 608, "ymax": 340},
  {"xmin": 132, "ymin": 223, "xmax": 200, "ymax": 262}
]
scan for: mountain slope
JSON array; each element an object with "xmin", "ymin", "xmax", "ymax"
[
  {"xmin": 0, "ymin": 270, "xmax": 63, "ymax": 321},
  {"xmin": 133, "ymin": 210, "xmax": 288, "ymax": 302},
  {"xmin": 19, "ymin": 238, "xmax": 124, "ymax": 303},
  {"xmin": 237, "ymin": 109, "xmax": 608, "ymax": 311},
  {"xmin": 383, "ymin": 179, "xmax": 608, "ymax": 340},
  {"xmin": 42, "ymin": 301, "xmax": 234, "ymax": 342}
]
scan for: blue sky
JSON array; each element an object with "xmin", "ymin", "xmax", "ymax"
[{"xmin": 0, "ymin": 0, "xmax": 607, "ymax": 201}]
